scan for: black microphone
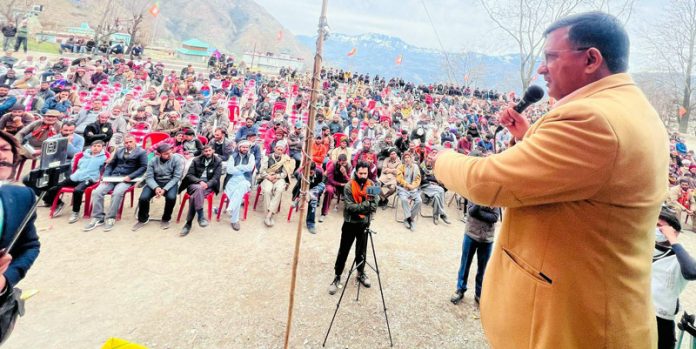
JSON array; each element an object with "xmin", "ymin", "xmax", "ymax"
[
  {"xmin": 494, "ymin": 85, "xmax": 545, "ymax": 135},
  {"xmin": 513, "ymin": 85, "xmax": 545, "ymax": 113}
]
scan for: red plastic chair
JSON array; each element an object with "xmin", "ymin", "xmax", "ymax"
[
  {"xmin": 142, "ymin": 132, "xmax": 169, "ymax": 149},
  {"xmin": 14, "ymin": 158, "xmax": 38, "ymax": 182},
  {"xmin": 273, "ymin": 102, "xmax": 286, "ymax": 114},
  {"xmin": 215, "ymin": 192, "xmax": 250, "ymax": 222},
  {"xmin": 197, "ymin": 135, "xmax": 208, "ymax": 146},
  {"xmin": 130, "ymin": 122, "xmax": 151, "ymax": 145},
  {"xmin": 187, "ymin": 114, "xmax": 200, "ymax": 128},
  {"xmin": 84, "ymin": 184, "xmax": 135, "ymax": 219},
  {"xmin": 253, "ymin": 184, "xmax": 285, "ymax": 213},
  {"xmin": 50, "ymin": 151, "xmax": 111, "ymax": 219},
  {"xmin": 176, "ymin": 191, "xmax": 214, "ymax": 223}
]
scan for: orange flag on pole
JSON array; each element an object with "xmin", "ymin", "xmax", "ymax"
[
  {"xmin": 347, "ymin": 47, "xmax": 357, "ymax": 57},
  {"xmin": 679, "ymin": 106, "xmax": 687, "ymax": 117},
  {"xmin": 148, "ymin": 2, "xmax": 160, "ymax": 17},
  {"xmin": 395, "ymin": 54, "xmax": 403, "ymax": 65}
]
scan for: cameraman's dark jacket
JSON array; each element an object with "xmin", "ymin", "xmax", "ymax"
[
  {"xmin": 466, "ymin": 203, "xmax": 499, "ymax": 243},
  {"xmin": 342, "ymin": 180, "xmax": 378, "ymax": 224}
]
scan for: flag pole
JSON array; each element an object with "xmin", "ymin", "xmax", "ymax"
[{"xmin": 283, "ymin": 0, "xmax": 328, "ymax": 348}]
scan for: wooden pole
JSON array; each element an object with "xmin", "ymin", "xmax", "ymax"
[{"xmin": 283, "ymin": 0, "xmax": 328, "ymax": 348}]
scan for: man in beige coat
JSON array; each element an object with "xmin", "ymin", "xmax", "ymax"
[{"xmin": 434, "ymin": 12, "xmax": 668, "ymax": 348}]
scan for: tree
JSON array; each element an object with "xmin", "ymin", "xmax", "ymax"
[
  {"xmin": 647, "ymin": 0, "xmax": 696, "ymax": 133},
  {"xmin": 480, "ymin": 0, "xmax": 636, "ymax": 91},
  {"xmin": 480, "ymin": 0, "xmax": 587, "ymax": 91},
  {"xmin": 0, "ymin": 0, "xmax": 18, "ymax": 23},
  {"xmin": 93, "ymin": 0, "xmax": 120, "ymax": 45},
  {"xmin": 123, "ymin": 0, "xmax": 152, "ymax": 50}
]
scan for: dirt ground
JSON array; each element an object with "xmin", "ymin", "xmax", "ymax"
[
  {"xmin": 3, "ymin": 187, "xmax": 489, "ymax": 349},
  {"xmin": 8, "ymin": 184, "xmax": 696, "ymax": 349}
]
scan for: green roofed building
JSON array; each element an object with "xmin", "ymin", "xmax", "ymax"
[{"xmin": 177, "ymin": 39, "xmax": 212, "ymax": 62}]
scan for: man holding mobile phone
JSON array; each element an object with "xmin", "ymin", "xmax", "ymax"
[{"xmin": 0, "ymin": 130, "xmax": 40, "ymax": 295}]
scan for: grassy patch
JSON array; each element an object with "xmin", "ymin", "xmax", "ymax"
[{"xmin": 27, "ymin": 39, "xmax": 59, "ymax": 54}]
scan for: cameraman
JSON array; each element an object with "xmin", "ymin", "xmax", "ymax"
[
  {"xmin": 652, "ymin": 206, "xmax": 696, "ymax": 349},
  {"xmin": 328, "ymin": 161, "xmax": 378, "ymax": 295}
]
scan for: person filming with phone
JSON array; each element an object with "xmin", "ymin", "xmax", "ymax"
[
  {"xmin": 327, "ymin": 160, "xmax": 378, "ymax": 295},
  {"xmin": 0, "ymin": 130, "xmax": 40, "ymax": 342}
]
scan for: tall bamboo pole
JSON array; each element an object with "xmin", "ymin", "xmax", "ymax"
[{"xmin": 283, "ymin": 0, "xmax": 329, "ymax": 348}]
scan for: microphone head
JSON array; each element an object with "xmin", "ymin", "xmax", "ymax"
[{"xmin": 524, "ymin": 85, "xmax": 545, "ymax": 104}]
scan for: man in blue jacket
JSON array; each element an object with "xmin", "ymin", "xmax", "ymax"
[
  {"xmin": 0, "ymin": 130, "xmax": 40, "ymax": 294},
  {"xmin": 40, "ymin": 89, "xmax": 71, "ymax": 115},
  {"xmin": 0, "ymin": 84, "xmax": 16, "ymax": 116},
  {"xmin": 84, "ymin": 135, "xmax": 147, "ymax": 232},
  {"xmin": 44, "ymin": 140, "xmax": 107, "ymax": 223}
]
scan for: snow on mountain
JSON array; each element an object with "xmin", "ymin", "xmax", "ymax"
[{"xmin": 297, "ymin": 32, "xmax": 524, "ymax": 92}]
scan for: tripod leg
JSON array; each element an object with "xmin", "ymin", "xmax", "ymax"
[
  {"xmin": 369, "ymin": 230, "xmax": 394, "ymax": 347},
  {"xmin": 323, "ymin": 258, "xmax": 358, "ymax": 347}
]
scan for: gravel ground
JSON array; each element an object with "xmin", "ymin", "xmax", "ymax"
[{"xmin": 7, "ymin": 184, "xmax": 696, "ymax": 348}]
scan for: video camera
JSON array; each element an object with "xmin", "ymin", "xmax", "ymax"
[{"xmin": 367, "ymin": 185, "xmax": 381, "ymax": 197}]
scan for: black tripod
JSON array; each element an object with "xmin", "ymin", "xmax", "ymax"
[{"xmin": 323, "ymin": 215, "xmax": 394, "ymax": 347}]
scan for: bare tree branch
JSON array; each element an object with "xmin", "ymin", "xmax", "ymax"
[{"xmin": 643, "ymin": 0, "xmax": 696, "ymax": 133}]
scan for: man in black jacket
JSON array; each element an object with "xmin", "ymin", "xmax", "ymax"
[
  {"xmin": 178, "ymin": 145, "xmax": 222, "ymax": 236},
  {"xmin": 328, "ymin": 161, "xmax": 378, "ymax": 295},
  {"xmin": 1, "ymin": 22, "xmax": 16, "ymax": 52},
  {"xmin": 84, "ymin": 135, "xmax": 147, "ymax": 232},
  {"xmin": 83, "ymin": 112, "xmax": 113, "ymax": 146}
]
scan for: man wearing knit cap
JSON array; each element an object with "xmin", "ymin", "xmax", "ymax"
[
  {"xmin": 133, "ymin": 143, "xmax": 185, "ymax": 231},
  {"xmin": 653, "ymin": 206, "xmax": 696, "ymax": 348},
  {"xmin": 259, "ymin": 140, "xmax": 294, "ymax": 227}
]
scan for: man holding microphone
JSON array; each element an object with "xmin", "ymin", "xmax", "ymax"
[{"xmin": 433, "ymin": 12, "xmax": 668, "ymax": 348}]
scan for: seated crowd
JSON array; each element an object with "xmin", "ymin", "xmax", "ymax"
[{"xmin": 2, "ymin": 48, "xmax": 553, "ymax": 239}]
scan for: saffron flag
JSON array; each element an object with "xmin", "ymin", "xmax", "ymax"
[
  {"xmin": 148, "ymin": 3, "xmax": 160, "ymax": 17},
  {"xmin": 679, "ymin": 106, "xmax": 688, "ymax": 118},
  {"xmin": 347, "ymin": 47, "xmax": 357, "ymax": 57},
  {"xmin": 277, "ymin": 31, "xmax": 283, "ymax": 42},
  {"xmin": 395, "ymin": 54, "xmax": 403, "ymax": 65}
]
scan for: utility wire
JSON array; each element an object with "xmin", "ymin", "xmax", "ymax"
[{"xmin": 420, "ymin": 0, "xmax": 456, "ymax": 84}]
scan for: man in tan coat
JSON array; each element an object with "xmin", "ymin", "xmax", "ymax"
[{"xmin": 434, "ymin": 12, "xmax": 668, "ymax": 348}]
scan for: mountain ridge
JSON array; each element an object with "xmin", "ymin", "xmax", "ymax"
[{"xmin": 298, "ymin": 32, "xmax": 524, "ymax": 92}]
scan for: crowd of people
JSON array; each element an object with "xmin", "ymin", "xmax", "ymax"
[{"xmin": 2, "ymin": 13, "xmax": 696, "ymax": 346}]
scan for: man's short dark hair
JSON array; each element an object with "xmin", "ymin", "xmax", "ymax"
[
  {"xmin": 61, "ymin": 121, "xmax": 76, "ymax": 128},
  {"xmin": 543, "ymin": 11, "xmax": 629, "ymax": 73},
  {"xmin": 91, "ymin": 140, "xmax": 105, "ymax": 146},
  {"xmin": 355, "ymin": 160, "xmax": 370, "ymax": 172},
  {"xmin": 0, "ymin": 84, "xmax": 9, "ymax": 89}
]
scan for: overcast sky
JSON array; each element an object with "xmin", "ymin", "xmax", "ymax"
[{"xmin": 255, "ymin": 0, "xmax": 662, "ymax": 60}]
